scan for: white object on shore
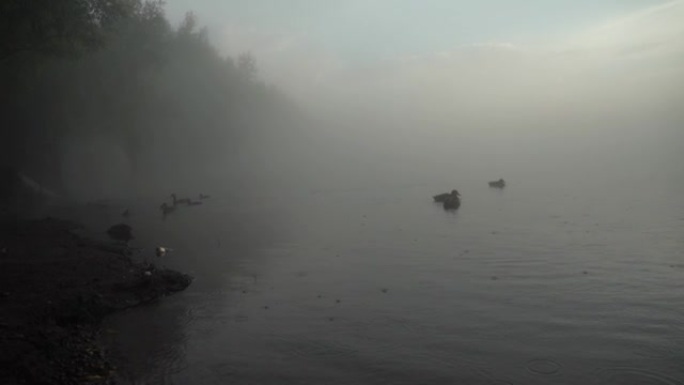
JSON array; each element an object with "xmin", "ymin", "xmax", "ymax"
[{"xmin": 155, "ymin": 246, "xmax": 174, "ymax": 257}]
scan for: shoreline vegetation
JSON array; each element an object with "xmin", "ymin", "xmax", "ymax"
[
  {"xmin": 1, "ymin": 0, "xmax": 299, "ymax": 199},
  {"xmin": 0, "ymin": 216, "xmax": 192, "ymax": 385}
]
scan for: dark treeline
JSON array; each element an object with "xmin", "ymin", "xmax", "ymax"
[{"xmin": 1, "ymin": 0, "xmax": 299, "ymax": 199}]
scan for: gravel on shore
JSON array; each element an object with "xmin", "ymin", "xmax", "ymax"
[{"xmin": 0, "ymin": 217, "xmax": 192, "ymax": 385}]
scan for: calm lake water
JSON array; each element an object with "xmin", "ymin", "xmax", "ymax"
[{"xmin": 58, "ymin": 174, "xmax": 684, "ymax": 385}]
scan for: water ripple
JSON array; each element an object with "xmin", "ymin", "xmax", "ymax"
[
  {"xmin": 593, "ymin": 367, "xmax": 684, "ymax": 385},
  {"xmin": 526, "ymin": 358, "xmax": 561, "ymax": 375}
]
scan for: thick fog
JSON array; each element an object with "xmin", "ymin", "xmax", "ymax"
[
  {"xmin": 3, "ymin": 1, "xmax": 682, "ymax": 203},
  {"xmin": 210, "ymin": 0, "xmax": 684, "ymax": 194}
]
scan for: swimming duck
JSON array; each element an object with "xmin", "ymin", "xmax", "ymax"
[
  {"xmin": 433, "ymin": 189, "xmax": 460, "ymax": 203},
  {"xmin": 160, "ymin": 202, "xmax": 175, "ymax": 216},
  {"xmin": 199, "ymin": 193, "xmax": 211, "ymax": 200},
  {"xmin": 488, "ymin": 178, "xmax": 505, "ymax": 188},
  {"xmin": 442, "ymin": 194, "xmax": 461, "ymax": 210},
  {"xmin": 171, "ymin": 193, "xmax": 191, "ymax": 206}
]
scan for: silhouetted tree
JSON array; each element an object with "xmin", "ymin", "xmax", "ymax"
[
  {"xmin": 237, "ymin": 52, "xmax": 258, "ymax": 80},
  {"xmin": 0, "ymin": 0, "xmax": 297, "ymax": 196},
  {"xmin": 0, "ymin": 0, "xmax": 143, "ymax": 61}
]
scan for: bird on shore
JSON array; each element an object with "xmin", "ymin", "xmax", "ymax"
[
  {"xmin": 155, "ymin": 246, "xmax": 174, "ymax": 257},
  {"xmin": 153, "ymin": 246, "xmax": 174, "ymax": 268}
]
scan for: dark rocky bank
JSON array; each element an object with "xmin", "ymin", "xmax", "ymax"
[{"xmin": 0, "ymin": 217, "xmax": 192, "ymax": 385}]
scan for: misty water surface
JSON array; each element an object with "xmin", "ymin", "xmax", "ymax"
[
  {"xmin": 49, "ymin": 168, "xmax": 684, "ymax": 385},
  {"xmin": 24, "ymin": 2, "xmax": 682, "ymax": 384}
]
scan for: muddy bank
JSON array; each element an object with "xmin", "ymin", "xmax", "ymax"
[{"xmin": 0, "ymin": 217, "xmax": 192, "ymax": 385}]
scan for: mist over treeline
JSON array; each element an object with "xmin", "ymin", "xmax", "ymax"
[
  {"xmin": 1, "ymin": 0, "xmax": 300, "ymax": 200},
  {"xmin": 2, "ymin": 0, "xmax": 683, "ymax": 205}
]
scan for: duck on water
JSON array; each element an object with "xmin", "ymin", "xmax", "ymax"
[
  {"xmin": 171, "ymin": 193, "xmax": 191, "ymax": 205},
  {"xmin": 160, "ymin": 202, "xmax": 175, "ymax": 216},
  {"xmin": 488, "ymin": 178, "xmax": 506, "ymax": 188},
  {"xmin": 433, "ymin": 189, "xmax": 461, "ymax": 210},
  {"xmin": 160, "ymin": 192, "xmax": 206, "ymax": 218}
]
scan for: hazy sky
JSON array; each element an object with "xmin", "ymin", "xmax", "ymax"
[
  {"xmin": 162, "ymin": 1, "xmax": 683, "ymax": 106},
  {"xmin": 162, "ymin": 0, "xmax": 683, "ymax": 188},
  {"xmin": 165, "ymin": 0, "xmax": 669, "ymax": 59}
]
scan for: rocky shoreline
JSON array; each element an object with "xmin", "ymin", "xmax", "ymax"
[{"xmin": 0, "ymin": 217, "xmax": 192, "ymax": 385}]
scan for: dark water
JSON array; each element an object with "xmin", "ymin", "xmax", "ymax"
[{"xmin": 57, "ymin": 176, "xmax": 684, "ymax": 384}]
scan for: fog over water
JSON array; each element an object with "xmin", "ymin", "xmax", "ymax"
[
  {"xmin": 41, "ymin": 0, "xmax": 683, "ymax": 201},
  {"xmin": 175, "ymin": 0, "xmax": 684, "ymax": 194},
  {"xmin": 36, "ymin": 1, "xmax": 684, "ymax": 384}
]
